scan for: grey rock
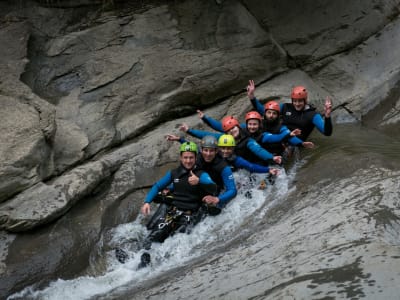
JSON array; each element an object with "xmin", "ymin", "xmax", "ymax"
[{"xmin": 0, "ymin": 0, "xmax": 400, "ymax": 298}]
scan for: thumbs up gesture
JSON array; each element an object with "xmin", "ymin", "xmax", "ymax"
[{"xmin": 188, "ymin": 170, "xmax": 199, "ymax": 185}]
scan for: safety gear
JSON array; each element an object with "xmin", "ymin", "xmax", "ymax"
[
  {"xmin": 180, "ymin": 141, "xmax": 198, "ymax": 153},
  {"xmin": 201, "ymin": 135, "xmax": 218, "ymax": 149},
  {"xmin": 138, "ymin": 252, "xmax": 151, "ymax": 269},
  {"xmin": 245, "ymin": 111, "xmax": 262, "ymax": 122},
  {"xmin": 264, "ymin": 101, "xmax": 280, "ymax": 113},
  {"xmin": 218, "ymin": 134, "xmax": 236, "ymax": 147},
  {"xmin": 221, "ymin": 116, "xmax": 240, "ymax": 132},
  {"xmin": 291, "ymin": 86, "xmax": 308, "ymax": 100}
]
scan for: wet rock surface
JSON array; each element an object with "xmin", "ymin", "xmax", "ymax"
[{"xmin": 1, "ymin": 0, "xmax": 400, "ymax": 298}]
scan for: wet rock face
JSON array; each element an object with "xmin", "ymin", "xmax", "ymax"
[
  {"xmin": 124, "ymin": 167, "xmax": 400, "ymax": 300},
  {"xmin": 1, "ymin": 0, "xmax": 400, "ymax": 298}
]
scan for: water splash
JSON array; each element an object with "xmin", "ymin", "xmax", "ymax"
[{"xmin": 8, "ymin": 168, "xmax": 293, "ymax": 300}]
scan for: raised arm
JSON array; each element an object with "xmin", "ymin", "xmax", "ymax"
[
  {"xmin": 198, "ymin": 111, "xmax": 225, "ymax": 133},
  {"xmin": 247, "ymin": 80, "xmax": 265, "ymax": 115},
  {"xmin": 311, "ymin": 96, "xmax": 333, "ymax": 136}
]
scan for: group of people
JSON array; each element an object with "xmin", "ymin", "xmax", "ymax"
[{"xmin": 115, "ymin": 80, "xmax": 333, "ymax": 267}]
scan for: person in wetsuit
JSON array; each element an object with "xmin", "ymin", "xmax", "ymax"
[
  {"xmin": 196, "ymin": 109, "xmax": 307, "ymax": 162},
  {"xmin": 164, "ymin": 134, "xmax": 238, "ymax": 209},
  {"xmin": 115, "ymin": 141, "xmax": 217, "ymax": 267},
  {"xmin": 217, "ymin": 134, "xmax": 279, "ymax": 175},
  {"xmin": 179, "ymin": 118, "xmax": 282, "ymax": 166},
  {"xmin": 247, "ymin": 79, "xmax": 333, "ymax": 142},
  {"xmin": 195, "ymin": 135, "xmax": 237, "ymax": 210}
]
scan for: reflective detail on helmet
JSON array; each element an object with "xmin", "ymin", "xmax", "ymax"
[
  {"xmin": 245, "ymin": 111, "xmax": 262, "ymax": 122},
  {"xmin": 264, "ymin": 101, "xmax": 280, "ymax": 113},
  {"xmin": 221, "ymin": 116, "xmax": 240, "ymax": 132},
  {"xmin": 291, "ymin": 86, "xmax": 308, "ymax": 100},
  {"xmin": 180, "ymin": 141, "xmax": 198, "ymax": 153},
  {"xmin": 217, "ymin": 134, "xmax": 236, "ymax": 147},
  {"xmin": 201, "ymin": 135, "xmax": 218, "ymax": 149}
]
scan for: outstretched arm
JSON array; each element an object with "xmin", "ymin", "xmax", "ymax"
[
  {"xmin": 247, "ymin": 138, "xmax": 282, "ymax": 164},
  {"xmin": 188, "ymin": 128, "xmax": 222, "ymax": 140},
  {"xmin": 234, "ymin": 156, "xmax": 270, "ymax": 173},
  {"xmin": 165, "ymin": 134, "xmax": 186, "ymax": 143},
  {"xmin": 197, "ymin": 110, "xmax": 225, "ymax": 132},
  {"xmin": 142, "ymin": 171, "xmax": 173, "ymax": 215}
]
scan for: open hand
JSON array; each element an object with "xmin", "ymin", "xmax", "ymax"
[
  {"xmin": 165, "ymin": 134, "xmax": 180, "ymax": 142},
  {"xmin": 302, "ymin": 141, "xmax": 314, "ymax": 149},
  {"xmin": 179, "ymin": 123, "xmax": 189, "ymax": 132},
  {"xmin": 197, "ymin": 110, "xmax": 205, "ymax": 119},
  {"xmin": 273, "ymin": 156, "xmax": 282, "ymax": 165},
  {"xmin": 324, "ymin": 96, "xmax": 332, "ymax": 118},
  {"xmin": 141, "ymin": 203, "xmax": 151, "ymax": 216},
  {"xmin": 269, "ymin": 168, "xmax": 279, "ymax": 176},
  {"xmin": 247, "ymin": 80, "xmax": 255, "ymax": 99},
  {"xmin": 202, "ymin": 195, "xmax": 219, "ymax": 205},
  {"xmin": 290, "ymin": 128, "xmax": 301, "ymax": 137}
]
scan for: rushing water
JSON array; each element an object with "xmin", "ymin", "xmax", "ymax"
[{"xmin": 8, "ymin": 124, "xmax": 400, "ymax": 300}]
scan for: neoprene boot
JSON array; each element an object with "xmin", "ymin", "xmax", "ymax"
[{"xmin": 137, "ymin": 252, "xmax": 151, "ymax": 269}]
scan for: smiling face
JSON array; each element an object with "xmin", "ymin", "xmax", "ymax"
[
  {"xmin": 246, "ymin": 119, "xmax": 260, "ymax": 133},
  {"xmin": 226, "ymin": 126, "xmax": 240, "ymax": 139},
  {"xmin": 292, "ymin": 98, "xmax": 306, "ymax": 111},
  {"xmin": 201, "ymin": 147, "xmax": 217, "ymax": 162},
  {"xmin": 219, "ymin": 146, "xmax": 234, "ymax": 158},
  {"xmin": 180, "ymin": 151, "xmax": 196, "ymax": 169}
]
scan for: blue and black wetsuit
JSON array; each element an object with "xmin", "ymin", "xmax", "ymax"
[
  {"xmin": 187, "ymin": 128, "xmax": 276, "ymax": 164},
  {"xmin": 280, "ymin": 103, "xmax": 332, "ymax": 141},
  {"xmin": 196, "ymin": 153, "xmax": 237, "ymax": 209},
  {"xmin": 143, "ymin": 164, "xmax": 217, "ymax": 247},
  {"xmin": 225, "ymin": 153, "xmax": 271, "ymax": 173},
  {"xmin": 250, "ymin": 97, "xmax": 332, "ymax": 141},
  {"xmin": 201, "ymin": 113, "xmax": 303, "ymax": 156}
]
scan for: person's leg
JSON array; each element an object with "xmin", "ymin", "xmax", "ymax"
[{"xmin": 139, "ymin": 210, "xmax": 176, "ymax": 269}]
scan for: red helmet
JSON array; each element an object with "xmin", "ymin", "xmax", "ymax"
[
  {"xmin": 264, "ymin": 101, "xmax": 280, "ymax": 113},
  {"xmin": 245, "ymin": 111, "xmax": 262, "ymax": 122},
  {"xmin": 291, "ymin": 86, "xmax": 308, "ymax": 100},
  {"xmin": 221, "ymin": 116, "xmax": 240, "ymax": 132}
]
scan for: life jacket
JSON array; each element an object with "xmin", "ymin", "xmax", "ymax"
[
  {"xmin": 281, "ymin": 103, "xmax": 317, "ymax": 141},
  {"xmin": 224, "ymin": 154, "xmax": 238, "ymax": 172},
  {"xmin": 170, "ymin": 165, "xmax": 207, "ymax": 211},
  {"xmin": 196, "ymin": 153, "xmax": 227, "ymax": 192},
  {"xmin": 234, "ymin": 130, "xmax": 259, "ymax": 163},
  {"xmin": 260, "ymin": 118, "xmax": 286, "ymax": 155}
]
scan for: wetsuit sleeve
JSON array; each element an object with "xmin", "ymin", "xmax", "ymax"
[
  {"xmin": 261, "ymin": 130, "xmax": 290, "ymax": 143},
  {"xmin": 187, "ymin": 129, "xmax": 222, "ymax": 140},
  {"xmin": 202, "ymin": 115, "xmax": 224, "ymax": 132},
  {"xmin": 217, "ymin": 167, "xmax": 237, "ymax": 207},
  {"xmin": 179, "ymin": 137, "xmax": 187, "ymax": 143},
  {"xmin": 199, "ymin": 172, "xmax": 218, "ymax": 196},
  {"xmin": 312, "ymin": 114, "xmax": 333, "ymax": 136},
  {"xmin": 144, "ymin": 171, "xmax": 173, "ymax": 203},
  {"xmin": 250, "ymin": 97, "xmax": 265, "ymax": 115},
  {"xmin": 246, "ymin": 138, "xmax": 274, "ymax": 160},
  {"xmin": 288, "ymin": 136, "xmax": 304, "ymax": 146},
  {"xmin": 234, "ymin": 156, "xmax": 270, "ymax": 173}
]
